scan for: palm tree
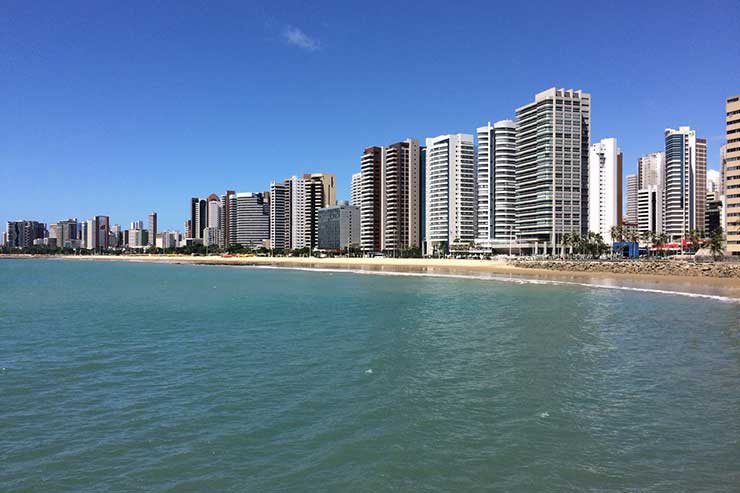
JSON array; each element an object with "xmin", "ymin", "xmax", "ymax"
[
  {"xmin": 656, "ymin": 232, "xmax": 669, "ymax": 257},
  {"xmin": 688, "ymin": 229, "xmax": 702, "ymax": 253},
  {"xmin": 709, "ymin": 228, "xmax": 725, "ymax": 261},
  {"xmin": 610, "ymin": 225, "xmax": 624, "ymax": 243},
  {"xmin": 642, "ymin": 230, "xmax": 657, "ymax": 257}
]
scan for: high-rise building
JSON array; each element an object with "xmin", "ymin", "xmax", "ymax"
[
  {"xmin": 351, "ymin": 172, "xmax": 362, "ymax": 206},
  {"xmin": 663, "ymin": 126, "xmax": 707, "ymax": 240},
  {"xmin": 269, "ymin": 173, "xmax": 335, "ymax": 251},
  {"xmin": 706, "ymin": 191, "xmax": 724, "ymax": 235},
  {"xmin": 516, "ymin": 88, "xmax": 591, "ymax": 250},
  {"xmin": 54, "ymin": 218, "xmax": 79, "ymax": 248},
  {"xmin": 476, "ymin": 120, "xmax": 516, "ymax": 243},
  {"xmin": 726, "ymin": 94, "xmax": 740, "ymax": 255},
  {"xmin": 625, "ymin": 174, "xmax": 638, "ymax": 225},
  {"xmin": 720, "ymin": 143, "xmax": 727, "ymax": 196},
  {"xmin": 588, "ymin": 138, "xmax": 621, "ymax": 241},
  {"xmin": 94, "ymin": 215, "xmax": 110, "ymax": 251},
  {"xmin": 637, "ymin": 186, "xmax": 663, "ymax": 235},
  {"xmin": 220, "ymin": 190, "xmax": 236, "ymax": 247},
  {"xmin": 235, "ymin": 192, "xmax": 270, "ymax": 247},
  {"xmin": 707, "ymin": 169, "xmax": 720, "ymax": 193},
  {"xmin": 269, "ymin": 180, "xmax": 289, "ymax": 250},
  {"xmin": 190, "ymin": 197, "xmax": 208, "ymax": 239},
  {"xmin": 148, "ymin": 212, "xmax": 157, "ymax": 247},
  {"xmin": 4, "ymin": 220, "xmax": 45, "ymax": 248},
  {"xmin": 361, "ymin": 146, "xmax": 383, "ymax": 252},
  {"xmin": 382, "ymin": 139, "xmax": 422, "ymax": 252},
  {"xmin": 638, "ymin": 152, "xmax": 665, "ymax": 189},
  {"xmin": 425, "ymin": 133, "xmax": 476, "ymax": 254},
  {"xmin": 318, "ymin": 202, "xmax": 361, "ymax": 250}
]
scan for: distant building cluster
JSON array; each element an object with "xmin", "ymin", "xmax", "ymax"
[{"xmin": 4, "ymin": 88, "xmax": 739, "ymax": 256}]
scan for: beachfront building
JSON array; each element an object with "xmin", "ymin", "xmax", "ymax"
[
  {"xmin": 707, "ymin": 170, "xmax": 720, "ymax": 193},
  {"xmin": 220, "ymin": 190, "xmax": 237, "ymax": 248},
  {"xmin": 269, "ymin": 173, "xmax": 336, "ymax": 251},
  {"xmin": 234, "ymin": 192, "xmax": 269, "ymax": 248},
  {"xmin": 190, "ymin": 197, "xmax": 208, "ymax": 240},
  {"xmin": 351, "ymin": 172, "xmax": 362, "ymax": 207},
  {"xmin": 318, "ymin": 202, "xmax": 360, "ymax": 250},
  {"xmin": 3, "ymin": 220, "xmax": 46, "ymax": 248},
  {"xmin": 637, "ymin": 186, "xmax": 663, "ymax": 235},
  {"xmin": 148, "ymin": 212, "xmax": 157, "ymax": 247},
  {"xmin": 725, "ymin": 94, "xmax": 740, "ymax": 255},
  {"xmin": 476, "ymin": 120, "xmax": 517, "ymax": 248},
  {"xmin": 663, "ymin": 126, "xmax": 707, "ymax": 240},
  {"xmin": 625, "ymin": 174, "xmax": 638, "ymax": 225},
  {"xmin": 638, "ymin": 152, "xmax": 665, "ymax": 190},
  {"xmin": 516, "ymin": 88, "xmax": 591, "ymax": 253},
  {"xmin": 425, "ymin": 133, "xmax": 476, "ymax": 255},
  {"xmin": 382, "ymin": 139, "xmax": 422, "ymax": 253},
  {"xmin": 360, "ymin": 146, "xmax": 383, "ymax": 253},
  {"xmin": 588, "ymin": 138, "xmax": 621, "ymax": 242},
  {"xmin": 706, "ymin": 191, "xmax": 724, "ymax": 234}
]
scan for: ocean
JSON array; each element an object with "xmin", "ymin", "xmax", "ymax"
[{"xmin": 1, "ymin": 259, "xmax": 739, "ymax": 491}]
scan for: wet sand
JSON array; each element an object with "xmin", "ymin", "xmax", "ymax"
[{"xmin": 6, "ymin": 254, "xmax": 737, "ymax": 300}]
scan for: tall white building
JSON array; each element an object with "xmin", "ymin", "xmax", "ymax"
[
  {"xmin": 638, "ymin": 152, "xmax": 665, "ymax": 189},
  {"xmin": 476, "ymin": 120, "xmax": 517, "ymax": 244},
  {"xmin": 638, "ymin": 186, "xmax": 663, "ymax": 234},
  {"xmin": 588, "ymin": 138, "xmax": 621, "ymax": 241},
  {"xmin": 625, "ymin": 174, "xmax": 638, "ymax": 224},
  {"xmin": 351, "ymin": 172, "xmax": 362, "ymax": 207},
  {"xmin": 269, "ymin": 174, "xmax": 335, "ymax": 251},
  {"xmin": 516, "ymin": 88, "xmax": 591, "ymax": 250},
  {"xmin": 424, "ymin": 133, "xmax": 476, "ymax": 254},
  {"xmin": 707, "ymin": 169, "xmax": 720, "ymax": 193},
  {"xmin": 664, "ymin": 126, "xmax": 707, "ymax": 239}
]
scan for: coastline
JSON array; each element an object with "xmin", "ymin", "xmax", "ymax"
[{"xmin": 4, "ymin": 254, "xmax": 740, "ymax": 300}]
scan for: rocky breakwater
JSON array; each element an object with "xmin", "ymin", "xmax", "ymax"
[{"xmin": 510, "ymin": 259, "xmax": 740, "ymax": 279}]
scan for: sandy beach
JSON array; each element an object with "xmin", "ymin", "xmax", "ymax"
[{"xmin": 4, "ymin": 254, "xmax": 737, "ymax": 300}]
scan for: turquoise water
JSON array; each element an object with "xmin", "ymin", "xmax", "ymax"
[{"xmin": 1, "ymin": 259, "xmax": 739, "ymax": 492}]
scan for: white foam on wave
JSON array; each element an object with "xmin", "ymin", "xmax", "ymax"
[{"xmin": 244, "ymin": 265, "xmax": 740, "ymax": 304}]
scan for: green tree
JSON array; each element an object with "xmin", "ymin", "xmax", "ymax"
[{"xmin": 709, "ymin": 227, "xmax": 725, "ymax": 260}]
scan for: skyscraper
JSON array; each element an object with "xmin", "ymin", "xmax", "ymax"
[
  {"xmin": 636, "ymin": 153, "xmax": 665, "ymax": 235},
  {"xmin": 190, "ymin": 197, "xmax": 211, "ymax": 239},
  {"xmin": 360, "ymin": 146, "xmax": 383, "ymax": 252},
  {"xmin": 382, "ymin": 139, "xmax": 422, "ymax": 252},
  {"xmin": 625, "ymin": 174, "xmax": 638, "ymax": 225},
  {"xmin": 351, "ymin": 172, "xmax": 362, "ymax": 207},
  {"xmin": 707, "ymin": 169, "xmax": 720, "ymax": 193},
  {"xmin": 94, "ymin": 215, "xmax": 110, "ymax": 251},
  {"xmin": 269, "ymin": 174, "xmax": 335, "ymax": 251},
  {"xmin": 515, "ymin": 88, "xmax": 591, "ymax": 250},
  {"xmin": 4, "ymin": 220, "xmax": 45, "ymax": 248},
  {"xmin": 476, "ymin": 120, "xmax": 516, "ymax": 244},
  {"xmin": 725, "ymin": 94, "xmax": 740, "ymax": 255},
  {"xmin": 148, "ymin": 212, "xmax": 157, "ymax": 247},
  {"xmin": 424, "ymin": 133, "xmax": 476, "ymax": 254},
  {"xmin": 235, "ymin": 192, "xmax": 269, "ymax": 247},
  {"xmin": 719, "ymin": 143, "xmax": 727, "ymax": 196},
  {"xmin": 638, "ymin": 152, "xmax": 665, "ymax": 189},
  {"xmin": 220, "ymin": 190, "xmax": 236, "ymax": 247},
  {"xmin": 588, "ymin": 138, "xmax": 621, "ymax": 241},
  {"xmin": 663, "ymin": 126, "xmax": 707, "ymax": 240}
]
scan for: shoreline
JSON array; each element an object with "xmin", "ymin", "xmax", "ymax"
[{"xmin": 4, "ymin": 254, "xmax": 740, "ymax": 300}]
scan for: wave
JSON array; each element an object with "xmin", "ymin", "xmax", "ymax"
[{"xmin": 244, "ymin": 265, "xmax": 740, "ymax": 304}]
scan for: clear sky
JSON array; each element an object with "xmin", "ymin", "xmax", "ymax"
[{"xmin": 2, "ymin": 0, "xmax": 739, "ymax": 231}]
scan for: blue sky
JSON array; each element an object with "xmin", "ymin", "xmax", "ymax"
[{"xmin": 2, "ymin": 0, "xmax": 739, "ymax": 231}]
